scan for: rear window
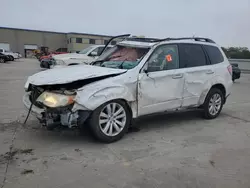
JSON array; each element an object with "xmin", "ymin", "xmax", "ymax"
[{"xmin": 203, "ymin": 45, "xmax": 224, "ymax": 64}]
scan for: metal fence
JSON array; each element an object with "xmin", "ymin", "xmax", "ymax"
[{"xmin": 229, "ymin": 59, "xmax": 250, "ymax": 72}]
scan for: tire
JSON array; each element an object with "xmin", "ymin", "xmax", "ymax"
[
  {"xmin": 203, "ymin": 88, "xmax": 224, "ymax": 119},
  {"xmin": 232, "ymin": 75, "xmax": 235, "ymax": 82},
  {"xmin": 68, "ymin": 63, "xmax": 79, "ymax": 66},
  {"xmin": 88, "ymin": 100, "xmax": 131, "ymax": 143},
  {"xmin": 9, "ymin": 56, "xmax": 14, "ymax": 61},
  {"xmin": 0, "ymin": 58, "xmax": 5, "ymax": 63}
]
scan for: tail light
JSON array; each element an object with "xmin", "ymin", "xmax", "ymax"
[{"xmin": 227, "ymin": 65, "xmax": 232, "ymax": 75}]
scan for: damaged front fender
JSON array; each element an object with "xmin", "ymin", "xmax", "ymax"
[{"xmin": 73, "ymin": 83, "xmax": 137, "ymax": 117}]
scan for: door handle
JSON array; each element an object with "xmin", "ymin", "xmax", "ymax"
[
  {"xmin": 172, "ymin": 73, "xmax": 183, "ymax": 79},
  {"xmin": 206, "ymin": 70, "xmax": 214, "ymax": 74}
]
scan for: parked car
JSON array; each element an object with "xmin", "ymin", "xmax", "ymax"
[
  {"xmin": 0, "ymin": 53, "xmax": 10, "ymax": 63},
  {"xmin": 50, "ymin": 45, "xmax": 113, "ymax": 68},
  {"xmin": 231, "ymin": 63, "xmax": 241, "ymax": 82},
  {"xmin": 39, "ymin": 52, "xmax": 68, "ymax": 62},
  {"xmin": 23, "ymin": 35, "xmax": 233, "ymax": 143},
  {"xmin": 40, "ymin": 58, "xmax": 52, "ymax": 69},
  {"xmin": 0, "ymin": 48, "xmax": 19, "ymax": 60},
  {"xmin": 16, "ymin": 52, "xmax": 22, "ymax": 58}
]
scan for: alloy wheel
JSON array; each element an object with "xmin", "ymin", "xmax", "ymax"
[
  {"xmin": 99, "ymin": 102, "xmax": 127, "ymax": 136},
  {"xmin": 208, "ymin": 93, "xmax": 222, "ymax": 116}
]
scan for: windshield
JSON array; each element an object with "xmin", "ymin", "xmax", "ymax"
[
  {"xmin": 94, "ymin": 45, "xmax": 149, "ymax": 70},
  {"xmin": 78, "ymin": 46, "xmax": 95, "ymax": 54}
]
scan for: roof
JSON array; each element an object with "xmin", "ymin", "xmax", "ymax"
[
  {"xmin": 0, "ymin": 26, "xmax": 114, "ymax": 38},
  {"xmin": 118, "ymin": 40, "xmax": 156, "ymax": 48},
  {"xmin": 67, "ymin": 32, "xmax": 113, "ymax": 38},
  {"xmin": 118, "ymin": 37, "xmax": 217, "ymax": 48},
  {"xmin": 159, "ymin": 39, "xmax": 218, "ymax": 47}
]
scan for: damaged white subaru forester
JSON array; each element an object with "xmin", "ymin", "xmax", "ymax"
[{"xmin": 23, "ymin": 35, "xmax": 233, "ymax": 143}]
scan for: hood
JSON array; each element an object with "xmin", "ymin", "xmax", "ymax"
[
  {"xmin": 60, "ymin": 54, "xmax": 92, "ymax": 61},
  {"xmin": 64, "ymin": 56, "xmax": 97, "ymax": 65},
  {"xmin": 25, "ymin": 65, "xmax": 127, "ymax": 86}
]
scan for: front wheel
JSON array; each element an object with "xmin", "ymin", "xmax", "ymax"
[
  {"xmin": 9, "ymin": 56, "xmax": 14, "ymax": 61},
  {"xmin": 202, "ymin": 88, "xmax": 224, "ymax": 119},
  {"xmin": 88, "ymin": 100, "xmax": 131, "ymax": 143},
  {"xmin": 0, "ymin": 58, "xmax": 5, "ymax": 63}
]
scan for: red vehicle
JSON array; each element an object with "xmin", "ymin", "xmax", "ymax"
[{"xmin": 39, "ymin": 52, "xmax": 68, "ymax": 61}]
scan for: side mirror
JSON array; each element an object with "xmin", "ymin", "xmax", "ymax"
[{"xmin": 90, "ymin": 51, "xmax": 98, "ymax": 56}]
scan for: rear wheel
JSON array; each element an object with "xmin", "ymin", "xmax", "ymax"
[
  {"xmin": 203, "ymin": 88, "xmax": 224, "ymax": 119},
  {"xmin": 88, "ymin": 100, "xmax": 131, "ymax": 143},
  {"xmin": 0, "ymin": 58, "xmax": 5, "ymax": 63}
]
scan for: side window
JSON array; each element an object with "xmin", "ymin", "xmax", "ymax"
[
  {"xmin": 89, "ymin": 47, "xmax": 98, "ymax": 56},
  {"xmin": 0, "ymin": 49, "xmax": 3, "ymax": 52},
  {"xmin": 89, "ymin": 47, "xmax": 104, "ymax": 56},
  {"xmin": 97, "ymin": 47, "xmax": 104, "ymax": 56},
  {"xmin": 179, "ymin": 44, "xmax": 207, "ymax": 68},
  {"xmin": 147, "ymin": 45, "xmax": 179, "ymax": 72},
  {"xmin": 203, "ymin": 45, "xmax": 224, "ymax": 64}
]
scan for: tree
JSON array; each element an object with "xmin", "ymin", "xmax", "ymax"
[{"xmin": 221, "ymin": 47, "xmax": 250, "ymax": 59}]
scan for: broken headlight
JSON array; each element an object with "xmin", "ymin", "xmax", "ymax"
[{"xmin": 37, "ymin": 91, "xmax": 75, "ymax": 108}]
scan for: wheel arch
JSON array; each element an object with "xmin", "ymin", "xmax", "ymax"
[{"xmin": 198, "ymin": 83, "xmax": 226, "ymax": 105}]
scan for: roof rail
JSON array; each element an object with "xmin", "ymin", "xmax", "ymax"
[
  {"xmin": 126, "ymin": 37, "xmax": 161, "ymax": 43},
  {"xmin": 157, "ymin": 37, "xmax": 215, "ymax": 43}
]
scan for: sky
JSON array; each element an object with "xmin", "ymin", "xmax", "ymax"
[{"xmin": 1, "ymin": 0, "xmax": 250, "ymax": 48}]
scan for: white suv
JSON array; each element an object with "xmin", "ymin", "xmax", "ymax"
[
  {"xmin": 23, "ymin": 35, "xmax": 233, "ymax": 143},
  {"xmin": 50, "ymin": 45, "xmax": 113, "ymax": 68}
]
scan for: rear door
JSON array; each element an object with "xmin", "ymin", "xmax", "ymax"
[{"xmin": 178, "ymin": 43, "xmax": 215, "ymax": 107}]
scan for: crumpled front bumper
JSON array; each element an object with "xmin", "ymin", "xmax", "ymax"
[
  {"xmin": 23, "ymin": 92, "xmax": 44, "ymax": 119},
  {"xmin": 23, "ymin": 92, "xmax": 91, "ymax": 128}
]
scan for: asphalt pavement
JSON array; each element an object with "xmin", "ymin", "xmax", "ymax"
[{"xmin": 1, "ymin": 59, "xmax": 250, "ymax": 188}]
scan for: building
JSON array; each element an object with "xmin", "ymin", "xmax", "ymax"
[
  {"xmin": 0, "ymin": 27, "xmax": 115, "ymax": 57},
  {"xmin": 66, "ymin": 32, "xmax": 116, "ymax": 53}
]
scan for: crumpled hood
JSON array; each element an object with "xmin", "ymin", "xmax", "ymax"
[{"xmin": 25, "ymin": 65, "xmax": 127, "ymax": 86}]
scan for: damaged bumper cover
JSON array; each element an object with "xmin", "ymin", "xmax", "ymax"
[
  {"xmin": 23, "ymin": 92, "xmax": 44, "ymax": 118},
  {"xmin": 23, "ymin": 92, "xmax": 91, "ymax": 129}
]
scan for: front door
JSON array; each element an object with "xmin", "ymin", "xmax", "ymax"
[{"xmin": 138, "ymin": 44, "xmax": 185, "ymax": 116}]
